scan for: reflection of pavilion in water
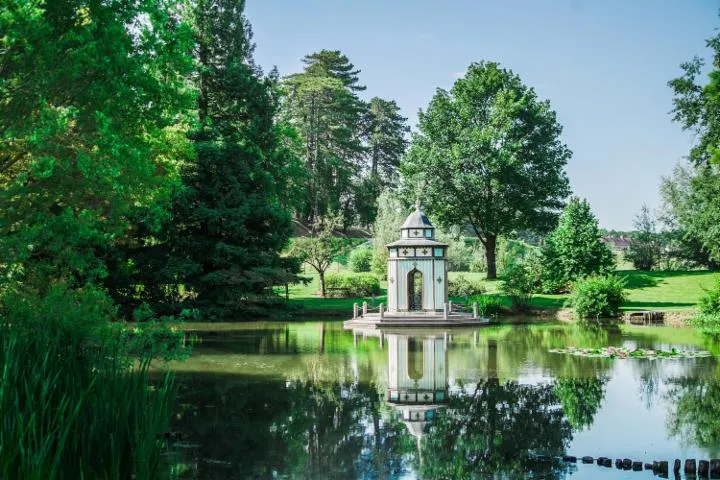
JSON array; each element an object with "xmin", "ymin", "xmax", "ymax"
[
  {"xmin": 350, "ymin": 327, "xmax": 498, "ymax": 442},
  {"xmin": 386, "ymin": 334, "xmax": 447, "ymax": 439}
]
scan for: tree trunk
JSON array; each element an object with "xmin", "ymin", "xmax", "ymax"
[
  {"xmin": 319, "ymin": 270, "xmax": 326, "ymax": 297},
  {"xmin": 485, "ymin": 234, "xmax": 497, "ymax": 280}
]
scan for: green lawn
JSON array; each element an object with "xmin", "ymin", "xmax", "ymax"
[{"xmin": 284, "ymin": 268, "xmax": 720, "ymax": 315}]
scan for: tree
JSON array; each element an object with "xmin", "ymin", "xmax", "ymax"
[
  {"xmin": 402, "ymin": 62, "xmax": 571, "ymax": 279},
  {"xmin": 168, "ymin": 0, "xmax": 298, "ymax": 319},
  {"xmin": 365, "ymin": 97, "xmax": 409, "ymax": 184},
  {"xmin": 660, "ymin": 162, "xmax": 720, "ymax": 268},
  {"xmin": 283, "ymin": 50, "xmax": 368, "ymax": 227},
  {"xmin": 663, "ymin": 25, "xmax": 720, "ymax": 264},
  {"xmin": 668, "ymin": 28, "xmax": 720, "ymax": 167},
  {"xmin": 539, "ymin": 197, "xmax": 615, "ymax": 293},
  {"xmin": 289, "ymin": 214, "xmax": 349, "ymax": 297},
  {"xmin": 0, "ymin": 0, "xmax": 194, "ymax": 293},
  {"xmin": 370, "ymin": 190, "xmax": 408, "ymax": 278},
  {"xmin": 625, "ymin": 204, "xmax": 661, "ymax": 270}
]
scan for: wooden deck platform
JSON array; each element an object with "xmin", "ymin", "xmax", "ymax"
[{"xmin": 343, "ymin": 312, "xmax": 490, "ymax": 330}]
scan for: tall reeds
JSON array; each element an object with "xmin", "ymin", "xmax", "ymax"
[{"xmin": 0, "ymin": 286, "xmax": 176, "ymax": 479}]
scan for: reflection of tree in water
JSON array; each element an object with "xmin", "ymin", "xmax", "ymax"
[
  {"xmin": 554, "ymin": 377, "xmax": 607, "ymax": 431},
  {"xmin": 420, "ymin": 379, "xmax": 572, "ymax": 480},
  {"xmin": 172, "ymin": 367, "xmax": 415, "ymax": 478},
  {"xmin": 666, "ymin": 377, "xmax": 720, "ymax": 454}
]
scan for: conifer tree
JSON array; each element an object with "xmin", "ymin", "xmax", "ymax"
[
  {"xmin": 170, "ymin": 0, "xmax": 298, "ymax": 319},
  {"xmin": 539, "ymin": 197, "xmax": 615, "ymax": 293}
]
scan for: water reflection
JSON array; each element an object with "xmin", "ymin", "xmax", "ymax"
[{"xmin": 168, "ymin": 322, "xmax": 720, "ymax": 479}]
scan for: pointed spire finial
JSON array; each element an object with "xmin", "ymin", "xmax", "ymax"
[{"xmin": 415, "ymin": 198, "xmax": 421, "ymax": 210}]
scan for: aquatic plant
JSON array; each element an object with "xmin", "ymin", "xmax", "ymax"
[
  {"xmin": 549, "ymin": 346, "xmax": 711, "ymax": 359},
  {"xmin": 0, "ymin": 286, "xmax": 176, "ymax": 479}
]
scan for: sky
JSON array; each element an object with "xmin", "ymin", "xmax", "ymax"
[{"xmin": 245, "ymin": 0, "xmax": 718, "ymax": 230}]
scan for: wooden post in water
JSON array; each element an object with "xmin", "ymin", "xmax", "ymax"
[
  {"xmin": 473, "ymin": 302, "xmax": 478, "ymax": 319},
  {"xmin": 443, "ymin": 303, "xmax": 448, "ymax": 320},
  {"xmin": 353, "ymin": 303, "xmax": 359, "ymax": 319},
  {"xmin": 379, "ymin": 303, "xmax": 384, "ymax": 319},
  {"xmin": 362, "ymin": 301, "xmax": 367, "ymax": 315},
  {"xmin": 448, "ymin": 300, "xmax": 453, "ymax": 314}
]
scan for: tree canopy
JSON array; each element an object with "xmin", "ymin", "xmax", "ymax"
[{"xmin": 402, "ymin": 61, "xmax": 571, "ymax": 279}]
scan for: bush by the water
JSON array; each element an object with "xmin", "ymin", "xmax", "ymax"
[
  {"xmin": 567, "ymin": 275, "xmax": 626, "ymax": 321},
  {"xmin": 469, "ymin": 294, "xmax": 504, "ymax": 316},
  {"xmin": 0, "ymin": 286, "xmax": 177, "ymax": 479},
  {"xmin": 348, "ymin": 246, "xmax": 373, "ymax": 272},
  {"xmin": 448, "ymin": 274, "xmax": 486, "ymax": 297},
  {"xmin": 693, "ymin": 280, "xmax": 720, "ymax": 336},
  {"xmin": 501, "ymin": 261, "xmax": 538, "ymax": 311},
  {"xmin": 325, "ymin": 273, "xmax": 381, "ymax": 297}
]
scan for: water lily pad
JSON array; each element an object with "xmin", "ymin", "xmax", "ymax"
[{"xmin": 548, "ymin": 346, "xmax": 711, "ymax": 359}]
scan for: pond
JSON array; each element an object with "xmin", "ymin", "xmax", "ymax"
[{"xmin": 162, "ymin": 320, "xmax": 720, "ymax": 479}]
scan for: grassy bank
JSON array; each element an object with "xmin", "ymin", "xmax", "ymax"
[{"xmin": 284, "ymin": 268, "xmax": 720, "ymax": 316}]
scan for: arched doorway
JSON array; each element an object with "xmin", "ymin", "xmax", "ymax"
[
  {"xmin": 407, "ymin": 269, "xmax": 423, "ymax": 311},
  {"xmin": 407, "ymin": 337, "xmax": 424, "ymax": 380}
]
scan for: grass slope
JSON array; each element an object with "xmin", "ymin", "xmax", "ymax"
[{"xmin": 284, "ymin": 267, "xmax": 720, "ymax": 315}]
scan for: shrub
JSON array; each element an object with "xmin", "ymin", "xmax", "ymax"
[
  {"xmin": 448, "ymin": 274, "xmax": 486, "ymax": 298},
  {"xmin": 325, "ymin": 273, "xmax": 381, "ymax": 297},
  {"xmin": 501, "ymin": 261, "xmax": 538, "ymax": 312},
  {"xmin": 469, "ymin": 294, "xmax": 503, "ymax": 316},
  {"xmin": 567, "ymin": 275, "xmax": 626, "ymax": 322},
  {"xmin": 348, "ymin": 246, "xmax": 373, "ymax": 272},
  {"xmin": 693, "ymin": 280, "xmax": 720, "ymax": 337},
  {"xmin": 699, "ymin": 279, "xmax": 720, "ymax": 315}
]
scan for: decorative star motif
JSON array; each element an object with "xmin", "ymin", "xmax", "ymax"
[
  {"xmin": 423, "ymin": 393, "xmax": 430, "ymax": 401},
  {"xmin": 412, "ymin": 230, "xmax": 420, "ymax": 236},
  {"xmin": 436, "ymin": 276, "xmax": 443, "ymax": 284},
  {"xmin": 402, "ymin": 249, "xmax": 409, "ymax": 256},
  {"xmin": 422, "ymin": 248, "xmax": 428, "ymax": 255}
]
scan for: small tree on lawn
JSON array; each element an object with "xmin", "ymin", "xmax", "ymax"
[
  {"xmin": 290, "ymin": 213, "xmax": 348, "ymax": 297},
  {"xmin": 540, "ymin": 197, "xmax": 615, "ymax": 293},
  {"xmin": 626, "ymin": 204, "xmax": 661, "ymax": 270}
]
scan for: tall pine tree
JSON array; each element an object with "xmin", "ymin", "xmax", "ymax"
[{"xmin": 170, "ymin": 0, "xmax": 298, "ymax": 319}]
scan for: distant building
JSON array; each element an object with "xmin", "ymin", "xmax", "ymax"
[{"xmin": 601, "ymin": 235, "xmax": 632, "ymax": 252}]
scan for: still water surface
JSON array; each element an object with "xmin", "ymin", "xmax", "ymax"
[{"xmin": 165, "ymin": 320, "xmax": 720, "ymax": 479}]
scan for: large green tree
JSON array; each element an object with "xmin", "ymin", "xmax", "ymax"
[
  {"xmin": 168, "ymin": 0, "xmax": 298, "ymax": 319},
  {"xmin": 0, "ymin": 0, "xmax": 193, "ymax": 293},
  {"xmin": 402, "ymin": 62, "xmax": 571, "ymax": 279},
  {"xmin": 284, "ymin": 50, "xmax": 368, "ymax": 227},
  {"xmin": 664, "ymin": 26, "xmax": 720, "ymax": 263}
]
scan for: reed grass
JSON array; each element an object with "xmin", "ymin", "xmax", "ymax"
[{"xmin": 0, "ymin": 286, "xmax": 177, "ymax": 479}]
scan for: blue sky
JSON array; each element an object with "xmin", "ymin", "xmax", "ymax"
[{"xmin": 245, "ymin": 0, "xmax": 717, "ymax": 230}]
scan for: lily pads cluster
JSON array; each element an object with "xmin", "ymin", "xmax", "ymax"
[{"xmin": 548, "ymin": 346, "xmax": 712, "ymax": 359}]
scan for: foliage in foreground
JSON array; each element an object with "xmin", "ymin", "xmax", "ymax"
[
  {"xmin": 566, "ymin": 275, "xmax": 626, "ymax": 322},
  {"xmin": 324, "ymin": 273, "xmax": 381, "ymax": 298},
  {"xmin": 0, "ymin": 286, "xmax": 176, "ymax": 479}
]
